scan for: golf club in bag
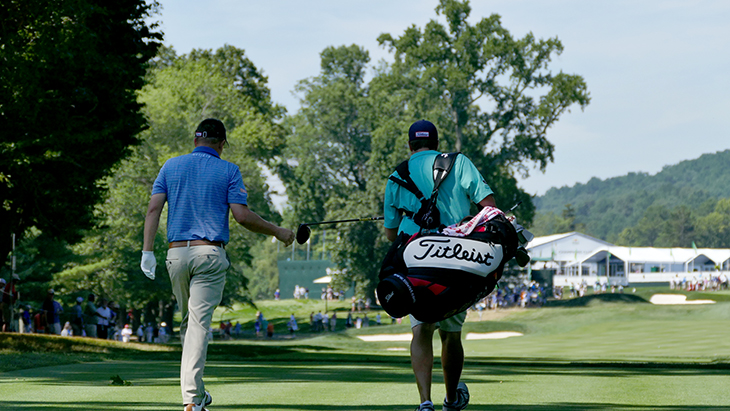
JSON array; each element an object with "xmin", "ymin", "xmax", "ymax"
[
  {"xmin": 296, "ymin": 216, "xmax": 384, "ymax": 245},
  {"xmin": 377, "ymin": 207, "xmax": 533, "ymax": 323}
]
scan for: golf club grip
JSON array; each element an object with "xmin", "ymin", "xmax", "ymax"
[{"xmin": 305, "ymin": 217, "xmax": 384, "ymax": 226}]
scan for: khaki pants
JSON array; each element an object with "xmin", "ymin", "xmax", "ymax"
[{"xmin": 166, "ymin": 245, "xmax": 228, "ymax": 405}]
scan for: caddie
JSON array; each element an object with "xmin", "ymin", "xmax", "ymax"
[{"xmin": 383, "ymin": 120, "xmax": 495, "ymax": 411}]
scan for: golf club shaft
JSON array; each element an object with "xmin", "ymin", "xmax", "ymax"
[{"xmin": 305, "ymin": 216, "xmax": 384, "ymax": 226}]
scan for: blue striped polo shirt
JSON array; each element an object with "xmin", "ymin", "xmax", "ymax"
[{"xmin": 152, "ymin": 146, "xmax": 248, "ymax": 244}]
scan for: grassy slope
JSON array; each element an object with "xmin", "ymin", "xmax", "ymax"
[{"xmin": 3, "ymin": 292, "xmax": 730, "ymax": 410}]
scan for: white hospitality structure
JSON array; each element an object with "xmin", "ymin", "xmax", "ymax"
[{"xmin": 526, "ymin": 232, "xmax": 730, "ymax": 287}]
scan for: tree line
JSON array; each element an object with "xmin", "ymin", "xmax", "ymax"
[
  {"xmin": 1, "ymin": 0, "xmax": 589, "ymax": 314},
  {"xmin": 532, "ymin": 150, "xmax": 730, "ymax": 247}
]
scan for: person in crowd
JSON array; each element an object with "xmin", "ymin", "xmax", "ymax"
[
  {"xmin": 1, "ymin": 274, "xmax": 20, "ymax": 332},
  {"xmin": 383, "ymin": 120, "xmax": 494, "ymax": 411},
  {"xmin": 41, "ymin": 289, "xmax": 61, "ymax": 334},
  {"xmin": 33, "ymin": 309, "xmax": 45, "ymax": 334},
  {"xmin": 107, "ymin": 301, "xmax": 118, "ymax": 339},
  {"xmin": 136, "ymin": 324, "xmax": 145, "ymax": 342},
  {"xmin": 322, "ymin": 312, "xmax": 329, "ymax": 331},
  {"xmin": 121, "ymin": 324, "xmax": 133, "ymax": 343},
  {"xmin": 287, "ymin": 314, "xmax": 298, "ymax": 337},
  {"xmin": 330, "ymin": 312, "xmax": 337, "ymax": 332},
  {"xmin": 61, "ymin": 321, "xmax": 73, "ymax": 337},
  {"xmin": 141, "ymin": 118, "xmax": 294, "ymax": 411},
  {"xmin": 266, "ymin": 322, "xmax": 274, "ymax": 338},
  {"xmin": 0, "ymin": 278, "xmax": 5, "ymax": 330},
  {"xmin": 97, "ymin": 298, "xmax": 112, "ymax": 339},
  {"xmin": 19, "ymin": 305, "xmax": 31, "ymax": 333},
  {"xmin": 143, "ymin": 322, "xmax": 152, "ymax": 343},
  {"xmin": 160, "ymin": 322, "xmax": 169, "ymax": 343},
  {"xmin": 71, "ymin": 297, "xmax": 84, "ymax": 337},
  {"xmin": 84, "ymin": 294, "xmax": 101, "ymax": 338}
]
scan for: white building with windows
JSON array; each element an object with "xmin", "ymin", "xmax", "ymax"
[{"xmin": 526, "ymin": 232, "xmax": 730, "ymax": 286}]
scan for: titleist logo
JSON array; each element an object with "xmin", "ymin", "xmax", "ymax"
[{"xmin": 412, "ymin": 238, "xmax": 494, "ymax": 266}]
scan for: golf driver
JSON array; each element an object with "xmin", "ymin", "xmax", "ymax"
[{"xmin": 296, "ymin": 216, "xmax": 384, "ymax": 244}]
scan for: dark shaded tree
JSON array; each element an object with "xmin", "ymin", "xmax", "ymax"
[{"xmin": 0, "ymin": 0, "xmax": 163, "ymax": 260}]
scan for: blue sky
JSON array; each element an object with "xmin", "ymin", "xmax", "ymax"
[{"xmin": 154, "ymin": 0, "xmax": 730, "ymax": 201}]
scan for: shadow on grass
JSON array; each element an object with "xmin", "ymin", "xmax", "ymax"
[
  {"xmin": 8, "ymin": 401, "xmax": 730, "ymax": 411},
  {"xmin": 4, "ymin": 356, "xmax": 730, "ymax": 388},
  {"xmin": 545, "ymin": 293, "xmax": 648, "ymax": 307}
]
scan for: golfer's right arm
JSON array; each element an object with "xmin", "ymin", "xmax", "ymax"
[
  {"xmin": 230, "ymin": 203, "xmax": 294, "ymax": 246},
  {"xmin": 143, "ymin": 193, "xmax": 167, "ymax": 251}
]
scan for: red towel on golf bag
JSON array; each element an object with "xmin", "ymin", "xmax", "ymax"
[{"xmin": 377, "ymin": 213, "xmax": 519, "ymax": 323}]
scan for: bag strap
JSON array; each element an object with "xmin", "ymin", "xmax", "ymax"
[
  {"xmin": 389, "ymin": 160, "xmax": 425, "ymax": 201},
  {"xmin": 432, "ymin": 152, "xmax": 459, "ymax": 192},
  {"xmin": 389, "ymin": 153, "xmax": 460, "ymax": 224}
]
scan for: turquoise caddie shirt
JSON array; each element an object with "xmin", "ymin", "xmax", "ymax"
[{"xmin": 383, "ymin": 150, "xmax": 493, "ymax": 236}]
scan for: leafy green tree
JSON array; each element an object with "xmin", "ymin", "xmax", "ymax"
[
  {"xmin": 281, "ymin": 2, "xmax": 588, "ymax": 300},
  {"xmin": 0, "ymin": 0, "xmax": 162, "ymax": 260},
  {"xmin": 695, "ymin": 199, "xmax": 730, "ymax": 248},
  {"xmin": 375, "ymin": 0, "xmax": 590, "ymax": 222},
  {"xmin": 617, "ymin": 205, "xmax": 696, "ymax": 248},
  {"xmin": 53, "ymin": 46, "xmax": 285, "ymax": 310},
  {"xmin": 279, "ymin": 45, "xmax": 373, "ymax": 224},
  {"xmin": 617, "ymin": 205, "xmax": 672, "ymax": 246},
  {"xmin": 279, "ymin": 45, "xmax": 389, "ymax": 298}
]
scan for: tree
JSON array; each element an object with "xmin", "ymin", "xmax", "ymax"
[
  {"xmin": 279, "ymin": 45, "xmax": 389, "ymax": 298},
  {"xmin": 280, "ymin": 2, "xmax": 588, "ymax": 300},
  {"xmin": 695, "ymin": 199, "xmax": 730, "ymax": 248},
  {"xmin": 617, "ymin": 205, "xmax": 696, "ymax": 248},
  {"xmin": 375, "ymin": 0, "xmax": 590, "ymax": 222},
  {"xmin": 0, "ymin": 0, "xmax": 163, "ymax": 260},
  {"xmin": 52, "ymin": 45, "xmax": 286, "ymax": 310}
]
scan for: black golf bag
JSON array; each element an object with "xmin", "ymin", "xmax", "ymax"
[{"xmin": 377, "ymin": 213, "xmax": 521, "ymax": 323}]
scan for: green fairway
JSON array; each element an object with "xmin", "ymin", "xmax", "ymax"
[{"xmin": 2, "ymin": 292, "xmax": 730, "ymax": 410}]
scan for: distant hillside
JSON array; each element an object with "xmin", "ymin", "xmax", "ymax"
[{"xmin": 532, "ymin": 149, "xmax": 730, "ymax": 242}]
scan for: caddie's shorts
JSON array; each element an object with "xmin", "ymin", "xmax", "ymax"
[{"xmin": 409, "ymin": 310, "xmax": 466, "ymax": 333}]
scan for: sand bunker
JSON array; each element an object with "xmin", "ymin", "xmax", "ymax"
[
  {"xmin": 357, "ymin": 333, "xmax": 413, "ymax": 342},
  {"xmin": 357, "ymin": 331, "xmax": 523, "ymax": 342},
  {"xmin": 649, "ymin": 294, "xmax": 715, "ymax": 305},
  {"xmin": 465, "ymin": 331, "xmax": 523, "ymax": 340}
]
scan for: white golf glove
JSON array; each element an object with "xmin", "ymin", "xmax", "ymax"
[{"xmin": 140, "ymin": 251, "xmax": 156, "ymax": 280}]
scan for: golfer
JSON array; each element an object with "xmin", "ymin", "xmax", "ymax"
[
  {"xmin": 383, "ymin": 120, "xmax": 495, "ymax": 411},
  {"xmin": 141, "ymin": 118, "xmax": 294, "ymax": 411}
]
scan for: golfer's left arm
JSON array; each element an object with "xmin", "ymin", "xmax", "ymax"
[{"xmin": 230, "ymin": 203, "xmax": 294, "ymax": 246}]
